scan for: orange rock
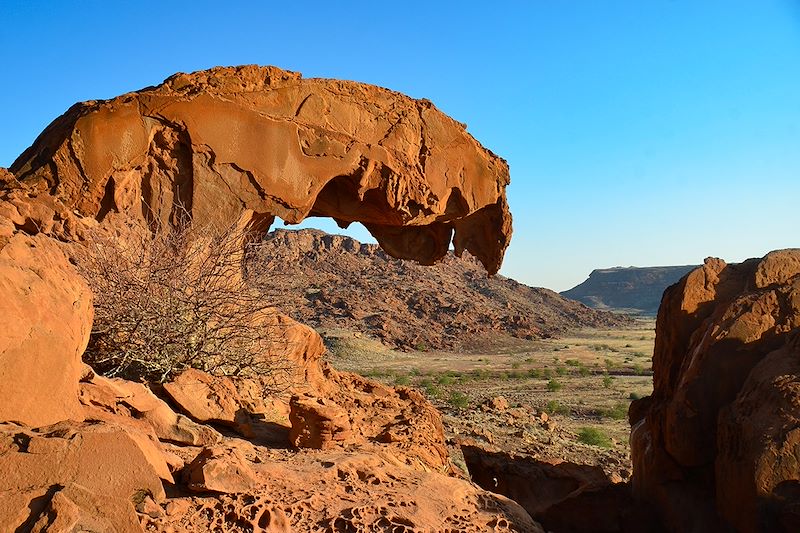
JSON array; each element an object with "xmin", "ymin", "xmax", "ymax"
[
  {"xmin": 0, "ymin": 421, "xmax": 168, "ymax": 532},
  {"xmin": 79, "ymin": 374, "xmax": 223, "ymax": 448},
  {"xmin": 289, "ymin": 395, "xmax": 353, "ymax": 449},
  {"xmin": 0, "ymin": 233, "xmax": 92, "ymax": 426},
  {"xmin": 184, "ymin": 446, "xmax": 259, "ymax": 494},
  {"xmin": 29, "ymin": 483, "xmax": 144, "ymax": 533},
  {"xmin": 163, "ymin": 368, "xmax": 260, "ymax": 438},
  {"xmin": 631, "ymin": 249, "xmax": 800, "ymax": 532},
  {"xmin": 486, "ymin": 395, "xmax": 510, "ymax": 411},
  {"xmin": 8, "ymin": 65, "xmax": 511, "ymax": 274}
]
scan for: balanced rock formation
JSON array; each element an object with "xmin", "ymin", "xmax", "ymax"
[
  {"xmin": 0, "ymin": 67, "xmax": 543, "ymax": 531},
  {"xmin": 5, "ymin": 64, "xmax": 511, "ymax": 273},
  {"xmin": 630, "ymin": 250, "xmax": 800, "ymax": 532}
]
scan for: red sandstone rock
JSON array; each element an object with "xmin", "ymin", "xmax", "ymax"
[
  {"xmin": 29, "ymin": 482, "xmax": 144, "ymax": 533},
  {"xmin": 184, "ymin": 446, "xmax": 259, "ymax": 494},
  {"xmin": 0, "ymin": 233, "xmax": 92, "ymax": 426},
  {"xmin": 0, "ymin": 421, "xmax": 168, "ymax": 532},
  {"xmin": 79, "ymin": 374, "xmax": 222, "ymax": 446},
  {"xmin": 0, "ymin": 66, "xmax": 536, "ymax": 532},
  {"xmin": 162, "ymin": 368, "xmax": 257, "ymax": 437},
  {"xmin": 7, "ymin": 65, "xmax": 511, "ymax": 274},
  {"xmin": 486, "ymin": 395, "xmax": 510, "ymax": 411},
  {"xmin": 631, "ymin": 249, "xmax": 800, "ymax": 532},
  {"xmin": 289, "ymin": 395, "xmax": 353, "ymax": 449}
]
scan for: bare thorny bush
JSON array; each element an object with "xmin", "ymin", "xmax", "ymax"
[{"xmin": 77, "ymin": 217, "xmax": 294, "ymax": 392}]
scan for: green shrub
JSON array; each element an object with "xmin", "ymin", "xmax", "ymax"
[
  {"xmin": 556, "ymin": 366, "xmax": 567, "ymax": 376},
  {"xmin": 565, "ymin": 359, "xmax": 580, "ymax": 367},
  {"xmin": 547, "ymin": 379, "xmax": 563, "ymax": 392},
  {"xmin": 527, "ymin": 368, "xmax": 542, "ymax": 379},
  {"xmin": 545, "ymin": 399, "xmax": 570, "ymax": 415},
  {"xmin": 448, "ymin": 391, "xmax": 469, "ymax": 409},
  {"xmin": 603, "ymin": 401, "xmax": 628, "ymax": 420},
  {"xmin": 543, "ymin": 368, "xmax": 553, "ymax": 379},
  {"xmin": 394, "ymin": 375, "xmax": 410, "ymax": 386},
  {"xmin": 602, "ymin": 375, "xmax": 615, "ymax": 388},
  {"xmin": 577, "ymin": 427, "xmax": 612, "ymax": 448},
  {"xmin": 437, "ymin": 374, "xmax": 455, "ymax": 385},
  {"xmin": 578, "ymin": 365, "xmax": 590, "ymax": 377}
]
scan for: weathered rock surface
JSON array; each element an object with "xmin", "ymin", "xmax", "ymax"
[
  {"xmin": 0, "ymin": 421, "xmax": 168, "ymax": 532},
  {"xmin": 79, "ymin": 372, "xmax": 223, "ymax": 446},
  {"xmin": 6, "ymin": 65, "xmax": 511, "ymax": 273},
  {"xmin": 0, "ymin": 233, "xmax": 92, "ymax": 426},
  {"xmin": 0, "ymin": 66, "xmax": 544, "ymax": 531},
  {"xmin": 630, "ymin": 249, "xmax": 800, "ymax": 532},
  {"xmin": 253, "ymin": 228, "xmax": 633, "ymax": 350},
  {"xmin": 289, "ymin": 395, "xmax": 353, "ymax": 449},
  {"xmin": 184, "ymin": 446, "xmax": 259, "ymax": 494},
  {"xmin": 145, "ymin": 446, "xmax": 543, "ymax": 532}
]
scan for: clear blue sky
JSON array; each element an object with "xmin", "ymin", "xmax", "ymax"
[{"xmin": 2, "ymin": 1, "xmax": 799, "ymax": 291}]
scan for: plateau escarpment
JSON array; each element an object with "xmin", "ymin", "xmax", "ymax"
[
  {"xmin": 562, "ymin": 265, "xmax": 698, "ymax": 315},
  {"xmin": 255, "ymin": 228, "xmax": 632, "ymax": 351}
]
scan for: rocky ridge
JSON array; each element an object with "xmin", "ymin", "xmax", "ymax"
[{"xmin": 253, "ymin": 228, "xmax": 633, "ymax": 350}]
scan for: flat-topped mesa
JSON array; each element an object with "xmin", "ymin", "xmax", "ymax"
[{"xmin": 7, "ymin": 65, "xmax": 512, "ymax": 273}]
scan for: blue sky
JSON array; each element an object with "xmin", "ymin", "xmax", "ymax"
[{"xmin": 2, "ymin": 1, "xmax": 799, "ymax": 290}]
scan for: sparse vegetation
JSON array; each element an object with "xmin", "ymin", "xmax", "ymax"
[
  {"xmin": 79, "ymin": 218, "xmax": 291, "ymax": 387},
  {"xmin": 602, "ymin": 401, "xmax": 629, "ymax": 420},
  {"xmin": 547, "ymin": 379, "xmax": 563, "ymax": 392},
  {"xmin": 448, "ymin": 391, "xmax": 469, "ymax": 409},
  {"xmin": 545, "ymin": 399, "xmax": 570, "ymax": 415},
  {"xmin": 577, "ymin": 427, "xmax": 612, "ymax": 448},
  {"xmin": 602, "ymin": 375, "xmax": 615, "ymax": 388}
]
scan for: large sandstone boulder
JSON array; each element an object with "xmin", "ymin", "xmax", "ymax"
[
  {"xmin": 630, "ymin": 249, "xmax": 800, "ymax": 532},
  {"xmin": 6, "ymin": 65, "xmax": 511, "ymax": 274},
  {"xmin": 0, "ymin": 421, "xmax": 169, "ymax": 532},
  {"xmin": 0, "ymin": 233, "xmax": 92, "ymax": 426}
]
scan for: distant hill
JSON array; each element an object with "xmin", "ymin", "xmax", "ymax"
[
  {"xmin": 251, "ymin": 229, "xmax": 633, "ymax": 351},
  {"xmin": 561, "ymin": 265, "xmax": 698, "ymax": 315}
]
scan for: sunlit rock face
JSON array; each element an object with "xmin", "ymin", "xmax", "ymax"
[{"xmin": 7, "ymin": 65, "xmax": 511, "ymax": 274}]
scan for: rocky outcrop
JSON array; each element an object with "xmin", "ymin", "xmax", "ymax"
[
  {"xmin": 5, "ymin": 65, "xmax": 511, "ymax": 274},
  {"xmin": 0, "ymin": 233, "xmax": 92, "ymax": 426},
  {"xmin": 253, "ymin": 228, "xmax": 632, "ymax": 350},
  {"xmin": 0, "ymin": 66, "xmax": 542, "ymax": 531},
  {"xmin": 630, "ymin": 250, "xmax": 800, "ymax": 532},
  {"xmin": 562, "ymin": 265, "xmax": 698, "ymax": 315}
]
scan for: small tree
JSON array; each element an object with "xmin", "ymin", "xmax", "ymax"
[{"xmin": 77, "ymin": 217, "xmax": 292, "ymax": 388}]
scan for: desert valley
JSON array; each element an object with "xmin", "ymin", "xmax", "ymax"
[{"xmin": 1, "ymin": 64, "xmax": 798, "ymax": 533}]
